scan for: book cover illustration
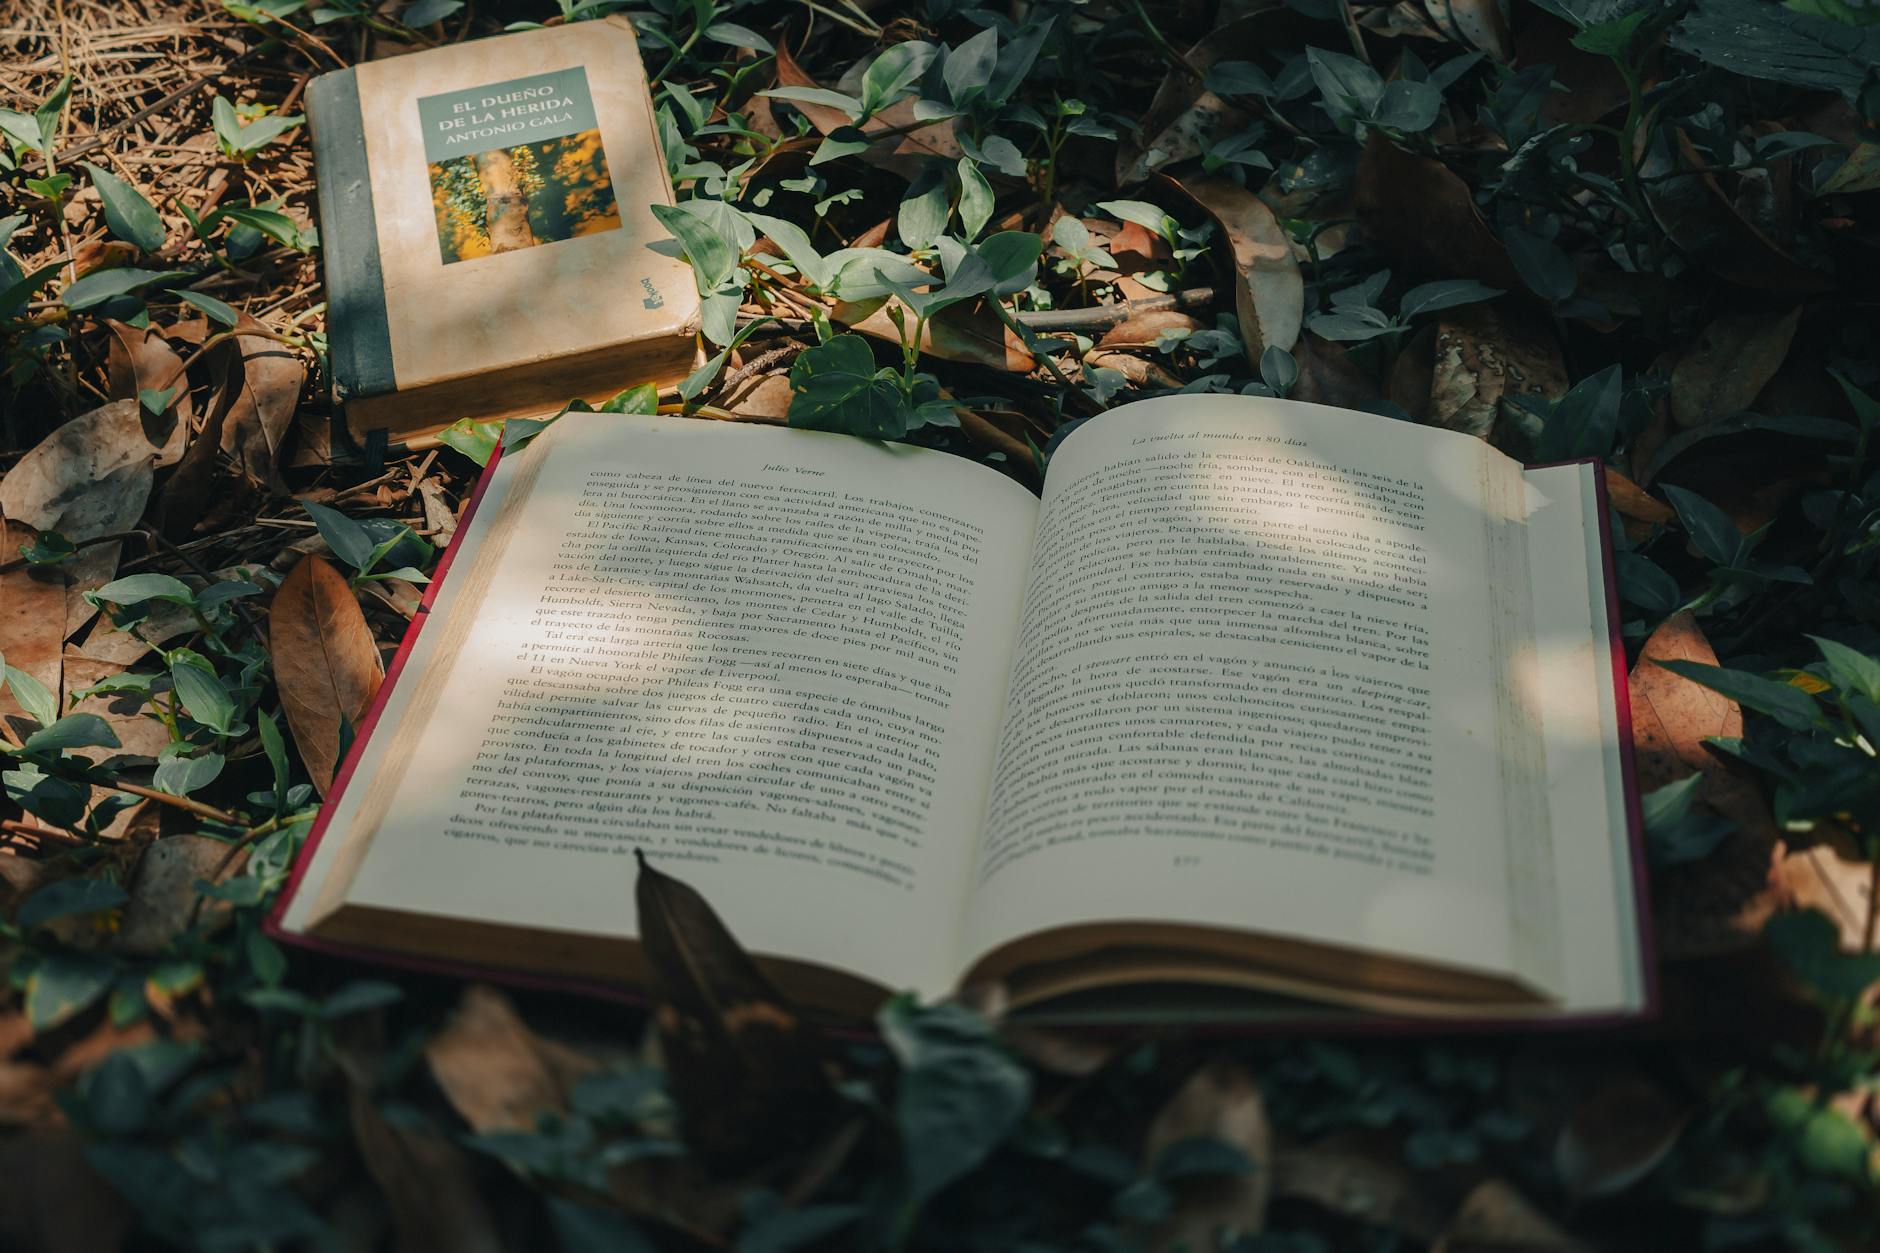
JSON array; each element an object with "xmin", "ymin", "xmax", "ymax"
[{"xmin": 418, "ymin": 67, "xmax": 621, "ymax": 264}]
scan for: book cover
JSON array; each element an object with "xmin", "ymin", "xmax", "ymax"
[{"xmin": 307, "ymin": 18, "xmax": 701, "ymax": 448}]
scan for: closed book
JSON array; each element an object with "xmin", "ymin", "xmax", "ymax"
[{"xmin": 307, "ymin": 18, "xmax": 700, "ymax": 450}]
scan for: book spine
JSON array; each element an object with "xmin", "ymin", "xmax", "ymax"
[{"xmin": 308, "ymin": 68, "xmax": 396, "ymax": 409}]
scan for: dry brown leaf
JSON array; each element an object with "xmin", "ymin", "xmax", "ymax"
[
  {"xmin": 0, "ymin": 520, "xmax": 66, "ymax": 738},
  {"xmin": 1355, "ymin": 135, "xmax": 1519, "ymax": 287},
  {"xmin": 1084, "ymin": 350, "xmax": 1187, "ymax": 390},
  {"xmin": 102, "ymin": 319, "xmax": 190, "ymax": 466},
  {"xmin": 61, "ymin": 654, "xmax": 169, "ymax": 764},
  {"xmin": 1272, "ymin": 1137, "xmax": 1447, "ymax": 1242},
  {"xmin": 1630, "ymin": 612, "xmax": 1783, "ymax": 956},
  {"xmin": 1169, "ymin": 174, "xmax": 1303, "ymax": 366},
  {"xmin": 1140, "ymin": 1057, "xmax": 1271, "ymax": 1251},
  {"xmin": 349, "ymin": 1084, "xmax": 506, "ymax": 1253},
  {"xmin": 1435, "ymin": 1179, "xmax": 1593, "ymax": 1253},
  {"xmin": 721, "ymin": 371, "xmax": 795, "ymax": 423},
  {"xmin": 1605, "ymin": 466, "xmax": 1675, "ymax": 542},
  {"xmin": 1419, "ymin": 302, "xmax": 1567, "ymax": 441},
  {"xmin": 1779, "ymin": 831, "xmax": 1875, "ymax": 953},
  {"xmin": 1668, "ymin": 307, "xmax": 1801, "ymax": 430},
  {"xmin": 115, "ymin": 834, "xmax": 247, "ymax": 956},
  {"xmin": 1640, "ymin": 126, "xmax": 1834, "ymax": 296},
  {"xmin": 0, "ymin": 398, "xmax": 163, "ymax": 637},
  {"xmin": 269, "ymin": 555, "xmax": 384, "ymax": 796},
  {"xmin": 418, "ymin": 477, "xmax": 459, "ymax": 547},
  {"xmin": 1097, "ymin": 310, "xmax": 1203, "ymax": 350},
  {"xmin": 1553, "ymin": 1075, "xmax": 1689, "ymax": 1199},
  {"xmin": 425, "ymin": 985, "xmax": 589, "ymax": 1135},
  {"xmin": 217, "ymin": 313, "xmax": 307, "ymax": 490},
  {"xmin": 0, "ymin": 1062, "xmax": 61, "ymax": 1128},
  {"xmin": 835, "ymin": 296, "xmax": 1034, "ymax": 372},
  {"xmin": 1288, "ymin": 333, "xmax": 1383, "ymax": 411}
]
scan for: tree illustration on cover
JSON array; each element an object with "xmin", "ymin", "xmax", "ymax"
[{"xmin": 428, "ymin": 128, "xmax": 621, "ymax": 263}]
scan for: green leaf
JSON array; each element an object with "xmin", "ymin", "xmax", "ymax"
[
  {"xmin": 2, "ymin": 663, "xmax": 57, "ymax": 728},
  {"xmin": 1640, "ymin": 774, "xmax": 1733, "ymax": 866},
  {"xmin": 60, "ymin": 266, "xmax": 189, "ymax": 311},
  {"xmin": 437, "ymin": 416, "xmax": 504, "ymax": 467},
  {"xmin": 219, "ymin": 205, "xmax": 307, "ymax": 250},
  {"xmin": 1307, "ymin": 47, "xmax": 1385, "ymax": 120},
  {"xmin": 302, "ymin": 500, "xmax": 376, "ymax": 571},
  {"xmin": 258, "ymin": 707, "xmax": 291, "ymax": 810},
  {"xmin": 403, "ymin": 0, "xmax": 463, "ymax": 25},
  {"xmin": 897, "ymin": 171, "xmax": 950, "ymax": 250},
  {"xmin": 1536, "ymin": 364, "xmax": 1623, "ymax": 461},
  {"xmin": 1095, "ymin": 199, "xmax": 1176, "ymax": 242},
  {"xmin": 34, "ymin": 73, "xmax": 71, "ymax": 153},
  {"xmin": 880, "ymin": 998, "xmax": 1031, "ymax": 1216},
  {"xmin": 0, "ymin": 262, "xmax": 65, "ymax": 320},
  {"xmin": 24, "ymin": 713, "xmax": 120, "ymax": 754},
  {"xmin": 154, "ymin": 749, "xmax": 225, "ymax": 797},
  {"xmin": 702, "ymin": 21, "xmax": 772, "ymax": 52},
  {"xmin": 1673, "ymin": 0, "xmax": 1880, "ymax": 99},
  {"xmin": 741, "ymin": 212, "xmax": 830, "ymax": 289},
  {"xmin": 1572, "ymin": 11, "xmax": 1649, "ymax": 56},
  {"xmin": 19, "ymin": 529, "xmax": 75, "ymax": 565},
  {"xmin": 599, "ymin": 383, "xmax": 660, "ymax": 414},
  {"xmin": 82, "ymin": 163, "xmax": 166, "ymax": 252},
  {"xmin": 786, "ymin": 334, "xmax": 912, "ymax": 438},
  {"xmin": 1810, "ymin": 635, "xmax": 1880, "ymax": 705},
  {"xmin": 138, "ymin": 386, "xmax": 177, "ymax": 415},
  {"xmin": 859, "ymin": 42, "xmax": 933, "ymax": 118},
  {"xmin": 975, "ymin": 230, "xmax": 1045, "ymax": 289},
  {"xmin": 1399, "ymin": 279, "xmax": 1503, "ymax": 320},
  {"xmin": 169, "ymin": 655, "xmax": 238, "ymax": 735},
  {"xmin": 957, "ymin": 158, "xmax": 994, "ymax": 241},
  {"xmin": 93, "ymin": 572, "xmax": 195, "ymax": 606},
  {"xmin": 1765, "ymin": 909, "xmax": 1880, "ymax": 1002},
  {"xmin": 1663, "ymin": 484, "xmax": 1744, "ymax": 567},
  {"xmin": 18, "ymin": 878, "xmax": 128, "ymax": 932},
  {"xmin": 1653, "ymin": 659, "xmax": 1826, "ymax": 732},
  {"xmin": 1502, "ymin": 223, "xmax": 1578, "ymax": 301},
  {"xmin": 176, "ymin": 288, "xmax": 238, "ymax": 326},
  {"xmin": 546, "ymin": 1197, "xmax": 661, "ymax": 1253},
  {"xmin": 650, "ymin": 202, "xmax": 739, "ymax": 297},
  {"xmin": 26, "ymin": 952, "xmax": 114, "ymax": 1031},
  {"xmin": 321, "ymin": 980, "xmax": 404, "ymax": 1018},
  {"xmin": 943, "ymin": 27, "xmax": 999, "ymax": 105}
]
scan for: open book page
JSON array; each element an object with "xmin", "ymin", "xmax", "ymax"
[
  {"xmin": 293, "ymin": 413, "xmax": 1038, "ymax": 998},
  {"xmin": 957, "ymin": 395, "xmax": 1563, "ymax": 995},
  {"xmin": 1524, "ymin": 464, "xmax": 1645, "ymax": 1013}
]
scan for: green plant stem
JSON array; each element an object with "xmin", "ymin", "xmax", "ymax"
[
  {"xmin": 1126, "ymin": 0, "xmax": 1200, "ymax": 81},
  {"xmin": 990, "ymin": 300, "xmax": 1102, "ymax": 415}
]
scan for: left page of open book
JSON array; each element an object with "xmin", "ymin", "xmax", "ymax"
[{"xmin": 278, "ymin": 412, "xmax": 1039, "ymax": 999}]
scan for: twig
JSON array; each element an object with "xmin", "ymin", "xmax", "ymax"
[
  {"xmin": 1016, "ymin": 286, "xmax": 1216, "ymax": 332},
  {"xmin": 720, "ymin": 340, "xmax": 810, "ymax": 393},
  {"xmin": 53, "ymin": 55, "xmax": 251, "ymax": 165}
]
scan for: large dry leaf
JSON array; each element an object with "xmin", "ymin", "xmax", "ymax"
[
  {"xmin": 349, "ymin": 1084, "xmax": 506, "ymax": 1253},
  {"xmin": 1668, "ymin": 307, "xmax": 1801, "ymax": 430},
  {"xmin": 1553, "ymin": 1076, "xmax": 1689, "ymax": 1199},
  {"xmin": 635, "ymin": 851, "xmax": 830, "ymax": 1170},
  {"xmin": 1140, "ymin": 1058, "xmax": 1271, "ymax": 1251},
  {"xmin": 1097, "ymin": 310, "xmax": 1203, "ymax": 350},
  {"xmin": 1630, "ymin": 612, "xmax": 1783, "ymax": 956},
  {"xmin": 269, "ymin": 555, "xmax": 384, "ymax": 795},
  {"xmin": 1355, "ymin": 135, "xmax": 1520, "ymax": 287},
  {"xmin": 1435, "ymin": 1179, "xmax": 1593, "ymax": 1253},
  {"xmin": 0, "ymin": 521, "xmax": 66, "ymax": 736},
  {"xmin": 0, "ymin": 399, "xmax": 157, "ymax": 542},
  {"xmin": 1415, "ymin": 302, "xmax": 1567, "ymax": 440},
  {"xmin": 115, "ymin": 834, "xmax": 247, "ymax": 956},
  {"xmin": 1168, "ymin": 174, "xmax": 1303, "ymax": 365},
  {"xmin": 102, "ymin": 319, "xmax": 190, "ymax": 466},
  {"xmin": 1114, "ymin": 14, "xmax": 1263, "ymax": 186},
  {"xmin": 217, "ymin": 313, "xmax": 306, "ymax": 489},
  {"xmin": 1639, "ymin": 126, "xmax": 1834, "ymax": 296},
  {"xmin": 0, "ymin": 398, "xmax": 165, "ymax": 638},
  {"xmin": 1272, "ymin": 1137, "xmax": 1447, "ymax": 1242},
  {"xmin": 426, "ymin": 985, "xmax": 590, "ymax": 1135},
  {"xmin": 1779, "ymin": 832, "xmax": 1875, "ymax": 953},
  {"xmin": 835, "ymin": 296, "xmax": 1033, "ymax": 372},
  {"xmin": 60, "ymin": 654, "xmax": 170, "ymax": 764}
]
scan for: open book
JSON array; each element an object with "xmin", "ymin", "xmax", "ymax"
[{"xmin": 271, "ymin": 396, "xmax": 1652, "ymax": 1027}]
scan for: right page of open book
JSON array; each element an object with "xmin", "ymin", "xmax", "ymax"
[{"xmin": 958, "ymin": 394, "xmax": 1565, "ymax": 995}]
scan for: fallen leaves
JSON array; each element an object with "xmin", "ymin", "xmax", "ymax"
[
  {"xmin": 1168, "ymin": 174, "xmax": 1302, "ymax": 367},
  {"xmin": 1629, "ymin": 612, "xmax": 1784, "ymax": 957},
  {"xmin": 1139, "ymin": 1057, "xmax": 1271, "ymax": 1252},
  {"xmin": 425, "ymin": 985, "xmax": 594, "ymax": 1135},
  {"xmin": 1354, "ymin": 135, "xmax": 1519, "ymax": 288},
  {"xmin": 268, "ymin": 554, "xmax": 383, "ymax": 795},
  {"xmin": 1668, "ymin": 307, "xmax": 1801, "ymax": 430},
  {"xmin": 1552, "ymin": 1075, "xmax": 1689, "ymax": 1199}
]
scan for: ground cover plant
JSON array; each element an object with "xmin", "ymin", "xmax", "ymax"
[{"xmin": 2, "ymin": 0, "xmax": 1879, "ymax": 1248}]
